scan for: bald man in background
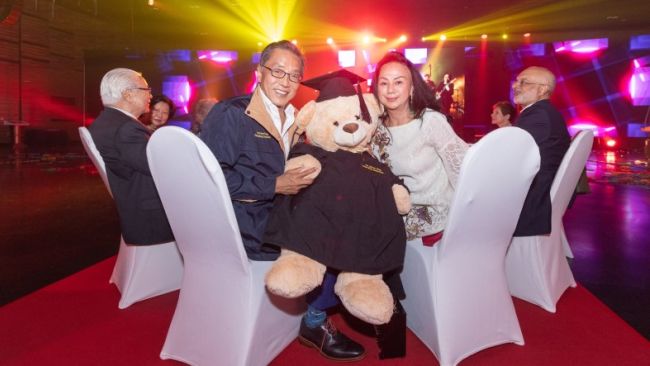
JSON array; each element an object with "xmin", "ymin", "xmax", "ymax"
[{"xmin": 512, "ymin": 66, "xmax": 570, "ymax": 237}]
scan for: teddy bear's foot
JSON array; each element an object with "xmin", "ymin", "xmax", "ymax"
[
  {"xmin": 334, "ymin": 272, "xmax": 394, "ymax": 325},
  {"xmin": 265, "ymin": 249, "xmax": 326, "ymax": 298}
]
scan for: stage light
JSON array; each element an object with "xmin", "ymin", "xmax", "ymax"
[
  {"xmin": 605, "ymin": 139, "xmax": 617, "ymax": 148},
  {"xmin": 481, "ymin": 34, "xmax": 487, "ymax": 40},
  {"xmin": 326, "ymin": 37, "xmax": 334, "ymax": 45},
  {"xmin": 338, "ymin": 50, "xmax": 356, "ymax": 67},
  {"xmin": 501, "ymin": 34, "xmax": 508, "ymax": 40},
  {"xmin": 362, "ymin": 35, "xmax": 371, "ymax": 44},
  {"xmin": 404, "ymin": 48, "xmax": 428, "ymax": 65},
  {"xmin": 553, "ymin": 38, "xmax": 608, "ymax": 54},
  {"xmin": 399, "ymin": 35, "xmax": 407, "ymax": 43},
  {"xmin": 523, "ymin": 33, "xmax": 531, "ymax": 38},
  {"xmin": 291, "ymin": 39, "xmax": 298, "ymax": 45},
  {"xmin": 148, "ymin": 0, "xmax": 154, "ymax": 6},
  {"xmin": 440, "ymin": 34, "xmax": 447, "ymax": 41},
  {"xmin": 197, "ymin": 50, "xmax": 238, "ymax": 64},
  {"xmin": 257, "ymin": 42, "xmax": 263, "ymax": 47}
]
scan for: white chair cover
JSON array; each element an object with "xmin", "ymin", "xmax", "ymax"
[
  {"xmin": 401, "ymin": 127, "xmax": 540, "ymax": 366},
  {"xmin": 78, "ymin": 127, "xmax": 183, "ymax": 309},
  {"xmin": 561, "ymin": 225, "xmax": 574, "ymax": 258},
  {"xmin": 505, "ymin": 130, "xmax": 594, "ymax": 312},
  {"xmin": 147, "ymin": 127, "xmax": 304, "ymax": 366}
]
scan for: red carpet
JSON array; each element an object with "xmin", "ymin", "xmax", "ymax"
[{"xmin": 1, "ymin": 257, "xmax": 648, "ymax": 365}]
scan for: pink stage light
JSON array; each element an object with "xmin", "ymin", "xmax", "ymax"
[
  {"xmin": 197, "ymin": 50, "xmax": 238, "ymax": 64},
  {"xmin": 568, "ymin": 120, "xmax": 618, "ymax": 139},
  {"xmin": 162, "ymin": 76, "xmax": 192, "ymax": 116},
  {"xmin": 553, "ymin": 38, "xmax": 608, "ymax": 55},
  {"xmin": 628, "ymin": 57, "xmax": 650, "ymax": 106}
]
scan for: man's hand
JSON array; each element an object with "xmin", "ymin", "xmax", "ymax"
[{"xmin": 275, "ymin": 167, "xmax": 317, "ymax": 195}]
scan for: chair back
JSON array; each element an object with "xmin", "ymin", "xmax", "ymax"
[
  {"xmin": 438, "ymin": 127, "xmax": 541, "ymax": 261},
  {"xmin": 147, "ymin": 126, "xmax": 249, "ymax": 275},
  {"xmin": 402, "ymin": 127, "xmax": 538, "ymax": 365},
  {"xmin": 79, "ymin": 126, "xmax": 112, "ymax": 197},
  {"xmin": 549, "ymin": 130, "xmax": 594, "ymax": 226}
]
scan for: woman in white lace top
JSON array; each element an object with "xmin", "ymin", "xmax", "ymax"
[{"xmin": 371, "ymin": 51, "xmax": 468, "ymax": 241}]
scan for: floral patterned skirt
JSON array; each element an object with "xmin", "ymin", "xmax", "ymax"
[{"xmin": 403, "ymin": 204, "xmax": 449, "ymax": 240}]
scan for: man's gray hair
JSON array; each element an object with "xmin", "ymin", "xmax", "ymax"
[
  {"xmin": 100, "ymin": 68, "xmax": 142, "ymax": 106},
  {"xmin": 259, "ymin": 40, "xmax": 305, "ymax": 75}
]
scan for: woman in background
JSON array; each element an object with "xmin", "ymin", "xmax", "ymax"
[
  {"xmin": 145, "ymin": 95, "xmax": 175, "ymax": 132},
  {"xmin": 491, "ymin": 101, "xmax": 516, "ymax": 128},
  {"xmin": 191, "ymin": 98, "xmax": 218, "ymax": 134}
]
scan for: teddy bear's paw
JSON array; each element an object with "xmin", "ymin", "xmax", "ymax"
[
  {"xmin": 334, "ymin": 273, "xmax": 394, "ymax": 325},
  {"xmin": 392, "ymin": 184, "xmax": 412, "ymax": 215},
  {"xmin": 265, "ymin": 251, "xmax": 326, "ymax": 298}
]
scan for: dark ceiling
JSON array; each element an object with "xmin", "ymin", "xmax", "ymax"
[{"xmin": 68, "ymin": 0, "xmax": 650, "ymax": 50}]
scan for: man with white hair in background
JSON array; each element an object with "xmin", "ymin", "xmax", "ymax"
[
  {"xmin": 512, "ymin": 66, "xmax": 570, "ymax": 237},
  {"xmin": 88, "ymin": 68, "xmax": 174, "ymax": 246}
]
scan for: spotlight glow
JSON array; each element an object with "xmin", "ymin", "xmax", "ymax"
[
  {"xmin": 399, "ymin": 35, "xmax": 407, "ymax": 42},
  {"xmin": 524, "ymin": 33, "xmax": 531, "ymax": 38},
  {"xmin": 481, "ymin": 34, "xmax": 488, "ymax": 40},
  {"xmin": 440, "ymin": 34, "xmax": 447, "ymax": 41},
  {"xmin": 502, "ymin": 34, "xmax": 508, "ymax": 40},
  {"xmin": 326, "ymin": 37, "xmax": 334, "ymax": 45}
]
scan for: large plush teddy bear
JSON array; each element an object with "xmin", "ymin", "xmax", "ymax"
[{"xmin": 263, "ymin": 70, "xmax": 411, "ymax": 325}]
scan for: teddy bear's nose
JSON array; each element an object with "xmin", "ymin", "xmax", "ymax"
[{"xmin": 343, "ymin": 123, "xmax": 359, "ymax": 134}]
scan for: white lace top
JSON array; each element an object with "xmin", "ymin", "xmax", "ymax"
[{"xmin": 372, "ymin": 109, "xmax": 468, "ymax": 239}]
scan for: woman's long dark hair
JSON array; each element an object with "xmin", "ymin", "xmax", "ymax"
[{"xmin": 371, "ymin": 51, "xmax": 440, "ymax": 121}]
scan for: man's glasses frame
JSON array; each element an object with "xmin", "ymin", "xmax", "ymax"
[
  {"xmin": 260, "ymin": 65, "xmax": 302, "ymax": 83},
  {"xmin": 127, "ymin": 87, "xmax": 152, "ymax": 93},
  {"xmin": 513, "ymin": 79, "xmax": 547, "ymax": 88}
]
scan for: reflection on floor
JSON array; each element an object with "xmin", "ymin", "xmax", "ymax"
[{"xmin": 1, "ymin": 143, "xmax": 648, "ymax": 340}]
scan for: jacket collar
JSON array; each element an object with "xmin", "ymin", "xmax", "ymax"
[{"xmin": 245, "ymin": 87, "xmax": 301, "ymax": 155}]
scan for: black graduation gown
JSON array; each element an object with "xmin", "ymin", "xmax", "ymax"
[{"xmin": 264, "ymin": 143, "xmax": 407, "ymax": 274}]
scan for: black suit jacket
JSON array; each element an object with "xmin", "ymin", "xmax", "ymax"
[
  {"xmin": 88, "ymin": 107, "xmax": 174, "ymax": 245},
  {"xmin": 514, "ymin": 99, "xmax": 570, "ymax": 236}
]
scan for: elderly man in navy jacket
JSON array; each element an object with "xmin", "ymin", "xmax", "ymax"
[
  {"xmin": 89, "ymin": 68, "xmax": 174, "ymax": 245},
  {"xmin": 200, "ymin": 41, "xmax": 366, "ymax": 362},
  {"xmin": 512, "ymin": 66, "xmax": 570, "ymax": 236}
]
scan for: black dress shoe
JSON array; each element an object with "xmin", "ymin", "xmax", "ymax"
[{"xmin": 298, "ymin": 318, "xmax": 366, "ymax": 362}]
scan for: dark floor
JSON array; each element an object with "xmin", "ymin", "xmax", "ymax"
[{"xmin": 1, "ymin": 142, "xmax": 649, "ymax": 340}]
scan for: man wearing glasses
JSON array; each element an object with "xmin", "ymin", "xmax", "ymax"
[
  {"xmin": 201, "ymin": 41, "xmax": 365, "ymax": 362},
  {"xmin": 512, "ymin": 66, "xmax": 570, "ymax": 237},
  {"xmin": 88, "ymin": 68, "xmax": 174, "ymax": 246}
]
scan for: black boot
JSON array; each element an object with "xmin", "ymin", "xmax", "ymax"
[
  {"xmin": 298, "ymin": 318, "xmax": 366, "ymax": 362},
  {"xmin": 375, "ymin": 300, "xmax": 407, "ymax": 359}
]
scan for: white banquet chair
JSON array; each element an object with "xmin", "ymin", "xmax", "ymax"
[
  {"xmin": 147, "ymin": 127, "xmax": 304, "ymax": 366},
  {"xmin": 401, "ymin": 127, "xmax": 540, "ymax": 366},
  {"xmin": 505, "ymin": 130, "xmax": 594, "ymax": 312},
  {"xmin": 79, "ymin": 127, "xmax": 183, "ymax": 309}
]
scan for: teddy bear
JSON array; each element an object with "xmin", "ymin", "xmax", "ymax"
[{"xmin": 263, "ymin": 70, "xmax": 411, "ymax": 325}]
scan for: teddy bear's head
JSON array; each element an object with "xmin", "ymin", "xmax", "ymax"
[{"xmin": 295, "ymin": 93, "xmax": 381, "ymax": 154}]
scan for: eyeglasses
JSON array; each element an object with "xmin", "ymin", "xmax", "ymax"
[
  {"xmin": 127, "ymin": 87, "xmax": 152, "ymax": 93},
  {"xmin": 260, "ymin": 65, "xmax": 302, "ymax": 83},
  {"xmin": 513, "ymin": 79, "xmax": 547, "ymax": 88}
]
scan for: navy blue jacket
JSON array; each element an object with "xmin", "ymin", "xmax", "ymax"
[
  {"xmin": 88, "ymin": 108, "xmax": 174, "ymax": 245},
  {"xmin": 514, "ymin": 99, "xmax": 570, "ymax": 236},
  {"xmin": 200, "ymin": 88, "xmax": 300, "ymax": 260}
]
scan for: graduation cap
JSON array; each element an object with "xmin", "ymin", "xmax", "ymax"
[{"xmin": 302, "ymin": 69, "xmax": 372, "ymax": 124}]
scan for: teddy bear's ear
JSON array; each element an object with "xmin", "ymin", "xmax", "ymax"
[{"xmin": 296, "ymin": 100, "xmax": 317, "ymax": 133}]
